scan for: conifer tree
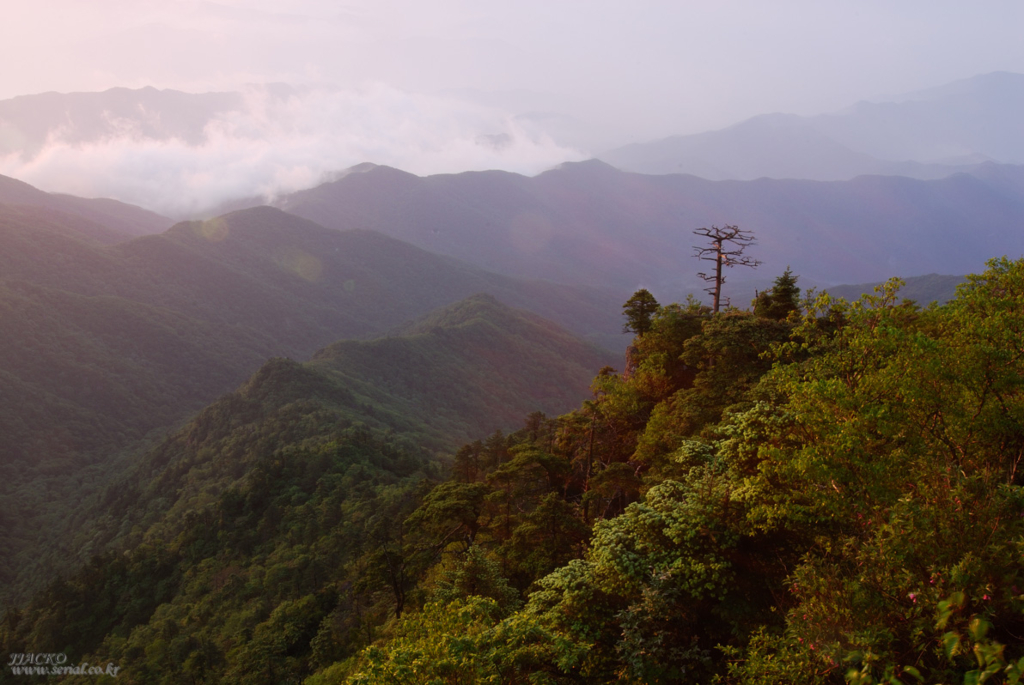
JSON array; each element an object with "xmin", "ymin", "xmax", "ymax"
[
  {"xmin": 622, "ymin": 289, "xmax": 660, "ymax": 335},
  {"xmin": 753, "ymin": 267, "xmax": 800, "ymax": 320}
]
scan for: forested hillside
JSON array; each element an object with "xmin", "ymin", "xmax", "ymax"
[
  {"xmin": 0, "ymin": 294, "xmax": 615, "ymax": 682},
  {"xmin": 334, "ymin": 260, "xmax": 1024, "ymax": 684},
  {"xmin": 0, "ymin": 202, "xmax": 621, "ymax": 605},
  {"xmin": 308, "ymin": 295, "xmax": 615, "ymax": 446},
  {"xmin": 0, "ymin": 203, "xmax": 619, "ymax": 470},
  {"xmin": 5, "ymin": 259, "xmax": 1022, "ymax": 684}
]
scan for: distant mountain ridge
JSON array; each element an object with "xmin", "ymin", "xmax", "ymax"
[
  {"xmin": 0, "ymin": 71, "xmax": 1020, "ymax": 205},
  {"xmin": 0, "ymin": 86, "xmax": 245, "ymax": 156},
  {"xmin": 600, "ymin": 72, "xmax": 1024, "ymax": 180},
  {"xmin": 0, "ymin": 73, "xmax": 1022, "ymax": 299},
  {"xmin": 825, "ymin": 273, "xmax": 966, "ymax": 306},
  {"xmin": 1, "ymin": 151, "xmax": 1018, "ymax": 313},
  {"xmin": 271, "ymin": 160, "xmax": 1024, "ymax": 301},
  {"xmin": 0, "ymin": 173, "xmax": 172, "ymax": 238}
]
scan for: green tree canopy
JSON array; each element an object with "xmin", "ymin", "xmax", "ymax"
[
  {"xmin": 753, "ymin": 266, "xmax": 800, "ymax": 320},
  {"xmin": 622, "ymin": 288, "xmax": 660, "ymax": 335}
]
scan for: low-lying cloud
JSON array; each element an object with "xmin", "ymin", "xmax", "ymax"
[{"xmin": 0, "ymin": 84, "xmax": 586, "ymax": 217}]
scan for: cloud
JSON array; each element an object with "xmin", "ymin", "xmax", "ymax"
[{"xmin": 0, "ymin": 84, "xmax": 585, "ymax": 217}]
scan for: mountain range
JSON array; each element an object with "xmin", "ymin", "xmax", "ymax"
[
  {"xmin": 0, "ymin": 173, "xmax": 172, "ymax": 238},
  {"xmin": 4, "ymin": 153, "xmax": 1019, "ymax": 322},
  {"xmin": 0, "ymin": 86, "xmax": 246, "ymax": 157},
  {"xmin": 3, "ymin": 73, "xmax": 1022, "ymax": 184},
  {"xmin": 4, "ymin": 72, "xmax": 1022, "ymax": 604},
  {"xmin": 268, "ymin": 160, "xmax": 1024, "ymax": 300},
  {"xmin": 600, "ymin": 71, "xmax": 1024, "ymax": 180},
  {"xmin": 2, "ymin": 72, "xmax": 1023, "ymax": 682},
  {"xmin": 2, "ymin": 73, "xmax": 1023, "ymax": 305}
]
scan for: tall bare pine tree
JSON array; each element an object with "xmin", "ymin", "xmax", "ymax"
[{"xmin": 693, "ymin": 225, "xmax": 761, "ymax": 312}]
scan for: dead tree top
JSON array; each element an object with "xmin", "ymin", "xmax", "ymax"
[
  {"xmin": 692, "ymin": 224, "xmax": 762, "ymax": 311},
  {"xmin": 693, "ymin": 225, "xmax": 760, "ymax": 263}
]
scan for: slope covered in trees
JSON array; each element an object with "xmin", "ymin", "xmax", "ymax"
[
  {"xmin": 0, "ymin": 294, "xmax": 615, "ymax": 682},
  {"xmin": 0, "ymin": 203, "xmax": 619, "ymax": 470},
  {"xmin": 327, "ymin": 260, "xmax": 1024, "ymax": 684},
  {"xmin": 5, "ymin": 258, "xmax": 1023, "ymax": 684},
  {"xmin": 0, "ymin": 204, "xmax": 621, "ymax": 604},
  {"xmin": 310, "ymin": 295, "xmax": 615, "ymax": 446}
]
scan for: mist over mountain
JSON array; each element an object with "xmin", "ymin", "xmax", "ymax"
[
  {"xmin": 5, "ymin": 3, "xmax": 1024, "ymax": 680},
  {"xmin": 2, "ymin": 74, "xmax": 1014, "ymax": 304},
  {"xmin": 2, "ymin": 72, "xmax": 1022, "ymax": 216},
  {"xmin": 0, "ymin": 87, "xmax": 245, "ymax": 156},
  {"xmin": 818, "ymin": 72, "xmax": 1024, "ymax": 164},
  {"xmin": 273, "ymin": 159, "xmax": 1024, "ymax": 302},
  {"xmin": 601, "ymin": 72, "xmax": 1024, "ymax": 180},
  {"xmin": 0, "ymin": 84, "xmax": 584, "ymax": 216}
]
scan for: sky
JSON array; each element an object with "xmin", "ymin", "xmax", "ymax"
[{"xmin": 1, "ymin": 1, "xmax": 1023, "ymax": 213}]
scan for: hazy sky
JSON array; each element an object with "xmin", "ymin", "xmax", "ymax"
[
  {"xmin": 1, "ymin": 1, "xmax": 1022, "ymax": 213},
  {"xmin": 5, "ymin": 1, "xmax": 1023, "ymax": 144}
]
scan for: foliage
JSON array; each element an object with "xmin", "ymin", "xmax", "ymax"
[
  {"xmin": 342, "ymin": 598, "xmax": 585, "ymax": 685},
  {"xmin": 1, "ymin": 420, "xmax": 436, "ymax": 684},
  {"xmin": 0, "ymin": 205, "xmax": 619, "ymax": 605},
  {"xmin": 622, "ymin": 288, "xmax": 660, "ymax": 335},
  {"xmin": 431, "ymin": 546, "xmax": 522, "ymax": 615},
  {"xmin": 753, "ymin": 267, "xmax": 801, "ymax": 320},
  {"xmin": 8, "ymin": 257, "xmax": 1024, "ymax": 685},
  {"xmin": 342, "ymin": 258, "xmax": 1024, "ymax": 684},
  {"xmin": 0, "ymin": 291, "xmax": 613, "ymax": 682}
]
